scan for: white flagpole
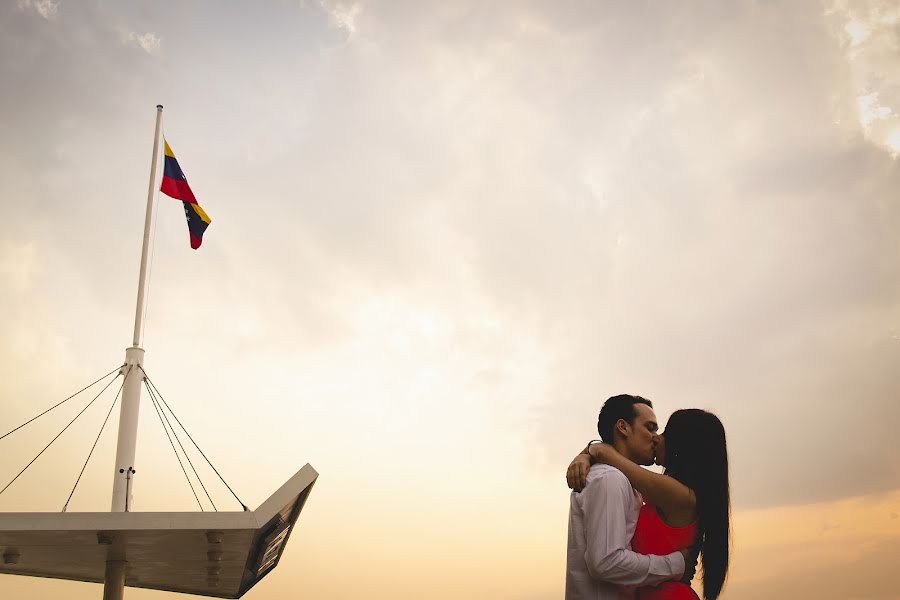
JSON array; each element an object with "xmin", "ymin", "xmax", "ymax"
[{"xmin": 109, "ymin": 105, "xmax": 163, "ymax": 514}]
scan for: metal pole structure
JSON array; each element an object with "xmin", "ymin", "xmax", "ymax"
[
  {"xmin": 105, "ymin": 104, "xmax": 163, "ymax": 599},
  {"xmin": 111, "ymin": 353, "xmax": 144, "ymax": 513},
  {"xmin": 131, "ymin": 104, "xmax": 164, "ymax": 351},
  {"xmin": 102, "ymin": 560, "xmax": 126, "ymax": 600}
]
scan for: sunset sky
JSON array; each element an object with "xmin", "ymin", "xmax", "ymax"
[{"xmin": 1, "ymin": 1, "xmax": 899, "ymax": 599}]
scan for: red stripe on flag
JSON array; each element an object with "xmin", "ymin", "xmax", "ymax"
[{"xmin": 161, "ymin": 176, "xmax": 197, "ymax": 205}]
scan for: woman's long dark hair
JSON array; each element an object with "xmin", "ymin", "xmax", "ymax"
[{"xmin": 662, "ymin": 409, "xmax": 730, "ymax": 600}]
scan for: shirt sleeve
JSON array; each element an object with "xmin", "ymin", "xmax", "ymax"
[{"xmin": 581, "ymin": 471, "xmax": 685, "ymax": 586}]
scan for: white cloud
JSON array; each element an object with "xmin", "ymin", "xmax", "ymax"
[
  {"xmin": 843, "ymin": 20, "xmax": 871, "ymax": 47},
  {"xmin": 6, "ymin": 0, "xmax": 898, "ymax": 512},
  {"xmin": 16, "ymin": 0, "xmax": 59, "ymax": 20},
  {"xmin": 857, "ymin": 91, "xmax": 894, "ymax": 127},
  {"xmin": 887, "ymin": 128, "xmax": 900, "ymax": 153},
  {"xmin": 318, "ymin": 0, "xmax": 363, "ymax": 35},
  {"xmin": 829, "ymin": 0, "xmax": 900, "ymax": 154},
  {"xmin": 124, "ymin": 31, "xmax": 161, "ymax": 54}
]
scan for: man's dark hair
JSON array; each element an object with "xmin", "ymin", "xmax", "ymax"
[{"xmin": 597, "ymin": 394, "xmax": 653, "ymax": 442}]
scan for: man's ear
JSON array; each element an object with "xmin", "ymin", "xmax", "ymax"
[{"xmin": 615, "ymin": 418, "xmax": 629, "ymax": 438}]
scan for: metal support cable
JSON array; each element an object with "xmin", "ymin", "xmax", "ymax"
[
  {"xmin": 0, "ymin": 365, "xmax": 124, "ymax": 443},
  {"xmin": 141, "ymin": 368, "xmax": 249, "ymax": 511},
  {"xmin": 145, "ymin": 380, "xmax": 205, "ymax": 511},
  {"xmin": 0, "ymin": 370, "xmax": 122, "ymax": 499},
  {"xmin": 61, "ymin": 371, "xmax": 129, "ymax": 512},
  {"xmin": 144, "ymin": 381, "xmax": 216, "ymax": 511}
]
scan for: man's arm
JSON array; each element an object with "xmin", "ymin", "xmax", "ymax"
[{"xmin": 581, "ymin": 469, "xmax": 685, "ymax": 586}]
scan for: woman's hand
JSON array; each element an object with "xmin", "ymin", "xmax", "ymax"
[
  {"xmin": 566, "ymin": 453, "xmax": 591, "ymax": 491},
  {"xmin": 588, "ymin": 442, "xmax": 619, "ymax": 464}
]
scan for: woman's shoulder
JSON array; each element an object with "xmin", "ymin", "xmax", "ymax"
[{"xmin": 642, "ymin": 500, "xmax": 698, "ymax": 530}]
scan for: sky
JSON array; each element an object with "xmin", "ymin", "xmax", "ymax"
[{"xmin": 1, "ymin": 0, "xmax": 899, "ymax": 598}]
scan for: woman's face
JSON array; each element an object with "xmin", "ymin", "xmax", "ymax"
[{"xmin": 655, "ymin": 431, "xmax": 667, "ymax": 467}]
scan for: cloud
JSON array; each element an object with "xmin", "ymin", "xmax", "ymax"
[
  {"xmin": 726, "ymin": 538, "xmax": 900, "ymax": 600},
  {"xmin": 124, "ymin": 31, "xmax": 161, "ymax": 54},
  {"xmin": 318, "ymin": 0, "xmax": 363, "ymax": 35},
  {"xmin": 82, "ymin": 0, "xmax": 900, "ymax": 511},
  {"xmin": 0, "ymin": 240, "xmax": 39, "ymax": 293},
  {"xmin": 16, "ymin": 0, "xmax": 58, "ymax": 20},
  {"xmin": 148, "ymin": 0, "xmax": 900, "ymax": 511},
  {"xmin": 828, "ymin": 0, "xmax": 900, "ymax": 154},
  {"xmin": 713, "ymin": 489, "xmax": 900, "ymax": 599},
  {"xmin": 5, "ymin": 0, "xmax": 896, "ymax": 516}
]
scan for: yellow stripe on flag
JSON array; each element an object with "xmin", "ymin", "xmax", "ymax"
[{"xmin": 192, "ymin": 203, "xmax": 211, "ymax": 225}]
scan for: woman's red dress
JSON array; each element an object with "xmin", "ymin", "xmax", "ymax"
[{"xmin": 631, "ymin": 503, "xmax": 700, "ymax": 600}]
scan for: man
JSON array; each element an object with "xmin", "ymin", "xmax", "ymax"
[{"xmin": 565, "ymin": 394, "xmax": 686, "ymax": 599}]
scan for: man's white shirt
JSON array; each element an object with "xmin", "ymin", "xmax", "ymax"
[{"xmin": 565, "ymin": 464, "xmax": 685, "ymax": 600}]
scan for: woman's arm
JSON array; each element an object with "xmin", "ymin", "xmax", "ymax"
[
  {"xmin": 566, "ymin": 448, "xmax": 591, "ymax": 492},
  {"xmin": 588, "ymin": 443, "xmax": 695, "ymax": 516},
  {"xmin": 566, "ymin": 443, "xmax": 594, "ymax": 491}
]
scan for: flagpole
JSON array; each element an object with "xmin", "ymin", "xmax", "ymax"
[
  {"xmin": 102, "ymin": 104, "xmax": 163, "ymax": 600},
  {"xmin": 132, "ymin": 104, "xmax": 163, "ymax": 350},
  {"xmin": 109, "ymin": 105, "xmax": 162, "ymax": 514}
]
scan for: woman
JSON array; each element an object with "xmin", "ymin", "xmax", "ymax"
[{"xmin": 571, "ymin": 409, "xmax": 730, "ymax": 600}]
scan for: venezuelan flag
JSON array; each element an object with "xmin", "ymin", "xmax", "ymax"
[{"xmin": 160, "ymin": 140, "xmax": 211, "ymax": 249}]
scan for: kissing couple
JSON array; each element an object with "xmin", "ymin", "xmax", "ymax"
[{"xmin": 565, "ymin": 394, "xmax": 730, "ymax": 600}]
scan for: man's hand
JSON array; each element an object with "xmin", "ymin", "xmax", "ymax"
[{"xmin": 566, "ymin": 452, "xmax": 592, "ymax": 491}]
